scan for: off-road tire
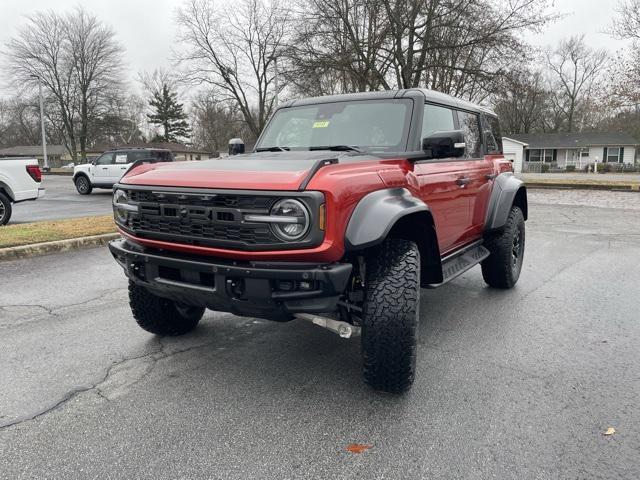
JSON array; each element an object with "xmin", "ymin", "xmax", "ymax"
[
  {"xmin": 0, "ymin": 192, "xmax": 12, "ymax": 226},
  {"xmin": 75, "ymin": 175, "xmax": 92, "ymax": 195},
  {"xmin": 128, "ymin": 281, "xmax": 205, "ymax": 336},
  {"xmin": 481, "ymin": 206, "xmax": 525, "ymax": 289},
  {"xmin": 361, "ymin": 238, "xmax": 420, "ymax": 393}
]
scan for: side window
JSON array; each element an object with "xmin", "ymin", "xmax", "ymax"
[
  {"xmin": 114, "ymin": 152, "xmax": 129, "ymax": 164},
  {"xmin": 456, "ymin": 111, "xmax": 481, "ymax": 158},
  {"xmin": 96, "ymin": 153, "xmax": 115, "ymax": 165},
  {"xmin": 128, "ymin": 151, "xmax": 148, "ymax": 163},
  {"xmin": 483, "ymin": 115, "xmax": 503, "ymax": 154},
  {"xmin": 422, "ymin": 103, "xmax": 456, "ymax": 138}
]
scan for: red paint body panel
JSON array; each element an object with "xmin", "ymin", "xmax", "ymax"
[
  {"xmin": 123, "ymin": 162, "xmax": 311, "ymax": 191},
  {"xmin": 120, "ymin": 154, "xmax": 509, "ymax": 262}
]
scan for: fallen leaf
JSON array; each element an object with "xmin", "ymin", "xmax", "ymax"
[
  {"xmin": 603, "ymin": 427, "xmax": 616, "ymax": 436},
  {"xmin": 346, "ymin": 443, "xmax": 373, "ymax": 454}
]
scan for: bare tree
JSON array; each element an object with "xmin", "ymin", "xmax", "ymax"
[
  {"xmin": 175, "ymin": 0, "xmax": 290, "ymax": 138},
  {"xmin": 492, "ymin": 68, "xmax": 551, "ymax": 134},
  {"xmin": 611, "ymin": 0, "xmax": 640, "ymax": 40},
  {"xmin": 191, "ymin": 90, "xmax": 254, "ymax": 153},
  {"xmin": 288, "ymin": 0, "xmax": 555, "ymax": 101},
  {"xmin": 545, "ymin": 35, "xmax": 610, "ymax": 132},
  {"xmin": 139, "ymin": 68, "xmax": 178, "ymax": 97},
  {"xmin": 66, "ymin": 7, "xmax": 124, "ymax": 160},
  {"xmin": 3, "ymin": 7, "xmax": 123, "ymax": 162}
]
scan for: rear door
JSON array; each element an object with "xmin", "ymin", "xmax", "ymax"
[
  {"xmin": 110, "ymin": 151, "xmax": 131, "ymax": 182},
  {"xmin": 456, "ymin": 111, "xmax": 495, "ymax": 238},
  {"xmin": 413, "ymin": 103, "xmax": 473, "ymax": 254}
]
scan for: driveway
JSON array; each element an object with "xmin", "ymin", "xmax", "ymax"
[
  {"xmin": 10, "ymin": 175, "xmax": 112, "ymax": 223},
  {"xmin": 1, "ymin": 196, "xmax": 639, "ymax": 479}
]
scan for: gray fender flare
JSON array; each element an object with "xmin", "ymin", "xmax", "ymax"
[
  {"xmin": 345, "ymin": 188, "xmax": 430, "ymax": 250},
  {"xmin": 484, "ymin": 172, "xmax": 527, "ymax": 231}
]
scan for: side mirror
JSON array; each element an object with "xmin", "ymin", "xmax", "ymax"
[
  {"xmin": 228, "ymin": 138, "xmax": 245, "ymax": 156},
  {"xmin": 422, "ymin": 130, "xmax": 466, "ymax": 159}
]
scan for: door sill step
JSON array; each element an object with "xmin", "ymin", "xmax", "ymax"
[{"xmin": 424, "ymin": 241, "xmax": 489, "ymax": 288}]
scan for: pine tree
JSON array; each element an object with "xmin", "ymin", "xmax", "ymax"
[{"xmin": 146, "ymin": 84, "xmax": 191, "ymax": 142}]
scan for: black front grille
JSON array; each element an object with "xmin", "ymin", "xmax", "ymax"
[
  {"xmin": 128, "ymin": 190, "xmax": 273, "ymax": 210},
  {"xmin": 122, "ymin": 188, "xmax": 282, "ymax": 249}
]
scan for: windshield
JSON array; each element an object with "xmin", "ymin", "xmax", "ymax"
[{"xmin": 256, "ymin": 99, "xmax": 413, "ymax": 153}]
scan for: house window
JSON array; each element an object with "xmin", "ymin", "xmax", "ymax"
[
  {"xmin": 528, "ymin": 149, "xmax": 554, "ymax": 163},
  {"xmin": 605, "ymin": 147, "xmax": 623, "ymax": 163},
  {"xmin": 579, "ymin": 149, "xmax": 589, "ymax": 158}
]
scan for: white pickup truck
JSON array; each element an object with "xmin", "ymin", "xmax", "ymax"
[{"xmin": 0, "ymin": 158, "xmax": 45, "ymax": 225}]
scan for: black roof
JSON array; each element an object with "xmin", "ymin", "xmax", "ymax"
[
  {"xmin": 282, "ymin": 88, "xmax": 496, "ymax": 116},
  {"xmin": 506, "ymin": 132, "xmax": 638, "ymax": 148}
]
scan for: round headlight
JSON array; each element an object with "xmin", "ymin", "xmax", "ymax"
[
  {"xmin": 113, "ymin": 189, "xmax": 129, "ymax": 223},
  {"xmin": 270, "ymin": 199, "xmax": 310, "ymax": 241}
]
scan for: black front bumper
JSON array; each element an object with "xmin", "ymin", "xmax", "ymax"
[{"xmin": 109, "ymin": 239, "xmax": 352, "ymax": 321}]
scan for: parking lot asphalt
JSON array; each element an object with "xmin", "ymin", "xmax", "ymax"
[
  {"xmin": 11, "ymin": 175, "xmax": 112, "ymax": 223},
  {"xmin": 1, "ymin": 196, "xmax": 640, "ymax": 479}
]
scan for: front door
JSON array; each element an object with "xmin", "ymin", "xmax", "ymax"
[
  {"xmin": 93, "ymin": 152, "xmax": 115, "ymax": 183},
  {"xmin": 414, "ymin": 103, "xmax": 474, "ymax": 254}
]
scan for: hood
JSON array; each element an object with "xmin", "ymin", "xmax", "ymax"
[{"xmin": 120, "ymin": 151, "xmax": 342, "ymax": 191}]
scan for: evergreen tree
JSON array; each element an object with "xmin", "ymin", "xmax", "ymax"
[{"xmin": 147, "ymin": 84, "xmax": 191, "ymax": 142}]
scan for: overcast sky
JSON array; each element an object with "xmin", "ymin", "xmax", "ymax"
[{"xmin": 0, "ymin": 0, "xmax": 632, "ymax": 98}]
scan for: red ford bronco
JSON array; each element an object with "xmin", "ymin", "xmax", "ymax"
[{"xmin": 109, "ymin": 89, "xmax": 527, "ymax": 393}]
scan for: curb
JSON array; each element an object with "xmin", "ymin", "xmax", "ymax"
[
  {"xmin": 524, "ymin": 182, "xmax": 640, "ymax": 192},
  {"xmin": 0, "ymin": 233, "xmax": 120, "ymax": 262}
]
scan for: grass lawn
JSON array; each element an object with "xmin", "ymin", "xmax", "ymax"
[{"xmin": 0, "ymin": 215, "xmax": 116, "ymax": 248}]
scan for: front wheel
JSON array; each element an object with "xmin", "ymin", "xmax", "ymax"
[
  {"xmin": 128, "ymin": 282, "xmax": 205, "ymax": 336},
  {"xmin": 481, "ymin": 206, "xmax": 525, "ymax": 289},
  {"xmin": 74, "ymin": 175, "xmax": 92, "ymax": 195},
  {"xmin": 361, "ymin": 238, "xmax": 421, "ymax": 393},
  {"xmin": 0, "ymin": 191, "xmax": 12, "ymax": 226}
]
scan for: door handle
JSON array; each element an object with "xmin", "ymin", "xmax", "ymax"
[
  {"xmin": 456, "ymin": 177, "xmax": 471, "ymax": 187},
  {"xmin": 101, "ymin": 167, "xmax": 108, "ymax": 170}
]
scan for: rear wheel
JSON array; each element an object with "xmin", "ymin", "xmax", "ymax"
[
  {"xmin": 75, "ymin": 175, "xmax": 92, "ymax": 195},
  {"xmin": 128, "ymin": 281, "xmax": 205, "ymax": 336},
  {"xmin": 481, "ymin": 206, "xmax": 525, "ymax": 289},
  {"xmin": 0, "ymin": 192, "xmax": 12, "ymax": 226},
  {"xmin": 361, "ymin": 238, "xmax": 420, "ymax": 393}
]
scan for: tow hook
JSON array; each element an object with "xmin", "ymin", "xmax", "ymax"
[{"xmin": 296, "ymin": 313, "xmax": 361, "ymax": 339}]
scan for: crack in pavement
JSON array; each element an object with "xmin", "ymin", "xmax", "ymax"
[
  {"xmin": 0, "ymin": 334, "xmax": 225, "ymax": 430},
  {"xmin": 0, "ymin": 288, "xmax": 126, "ymax": 330}
]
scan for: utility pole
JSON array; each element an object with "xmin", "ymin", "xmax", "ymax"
[{"xmin": 34, "ymin": 75, "xmax": 49, "ymax": 171}]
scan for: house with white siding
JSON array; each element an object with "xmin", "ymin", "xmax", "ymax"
[{"xmin": 502, "ymin": 133, "xmax": 637, "ymax": 173}]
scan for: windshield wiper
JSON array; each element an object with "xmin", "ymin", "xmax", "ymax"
[
  {"xmin": 309, "ymin": 145, "xmax": 363, "ymax": 153},
  {"xmin": 256, "ymin": 146, "xmax": 290, "ymax": 152}
]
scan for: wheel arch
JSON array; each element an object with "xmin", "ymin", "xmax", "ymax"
[
  {"xmin": 344, "ymin": 188, "xmax": 443, "ymax": 285},
  {"xmin": 484, "ymin": 173, "xmax": 528, "ymax": 231},
  {"xmin": 0, "ymin": 181, "xmax": 15, "ymax": 201},
  {"xmin": 73, "ymin": 171, "xmax": 90, "ymax": 182}
]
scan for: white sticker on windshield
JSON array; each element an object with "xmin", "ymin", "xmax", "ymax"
[{"xmin": 115, "ymin": 154, "xmax": 128, "ymax": 164}]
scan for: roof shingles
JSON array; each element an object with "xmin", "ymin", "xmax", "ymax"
[{"xmin": 505, "ymin": 133, "xmax": 638, "ymax": 149}]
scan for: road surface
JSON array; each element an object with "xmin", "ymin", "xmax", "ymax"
[{"xmin": 1, "ymin": 195, "xmax": 639, "ymax": 479}]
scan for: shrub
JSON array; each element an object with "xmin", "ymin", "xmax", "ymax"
[
  {"xmin": 565, "ymin": 165, "xmax": 576, "ymax": 172},
  {"xmin": 540, "ymin": 163, "xmax": 550, "ymax": 173}
]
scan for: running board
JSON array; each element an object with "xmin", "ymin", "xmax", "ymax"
[{"xmin": 425, "ymin": 241, "xmax": 489, "ymax": 289}]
